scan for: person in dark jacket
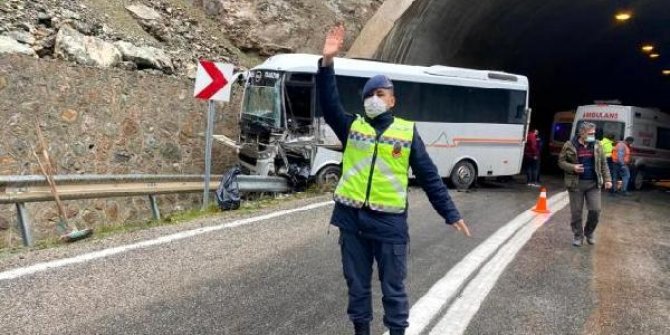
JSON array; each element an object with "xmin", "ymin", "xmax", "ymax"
[
  {"xmin": 558, "ymin": 122, "xmax": 612, "ymax": 246},
  {"xmin": 318, "ymin": 24, "xmax": 471, "ymax": 335},
  {"xmin": 534, "ymin": 129, "xmax": 543, "ymax": 184},
  {"xmin": 524, "ymin": 129, "xmax": 540, "ymax": 186}
]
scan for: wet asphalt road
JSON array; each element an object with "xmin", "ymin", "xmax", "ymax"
[{"xmin": 0, "ymin": 177, "xmax": 667, "ymax": 335}]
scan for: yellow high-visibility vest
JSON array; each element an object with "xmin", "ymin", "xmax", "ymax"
[
  {"xmin": 333, "ymin": 116, "xmax": 414, "ymax": 213},
  {"xmin": 601, "ymin": 138, "xmax": 614, "ymax": 158}
]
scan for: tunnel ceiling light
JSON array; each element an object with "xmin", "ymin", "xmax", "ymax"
[
  {"xmin": 642, "ymin": 45, "xmax": 654, "ymax": 53},
  {"xmin": 650, "ymin": 53, "xmax": 660, "ymax": 59},
  {"xmin": 615, "ymin": 11, "xmax": 632, "ymax": 21},
  {"xmin": 663, "ymin": 70, "xmax": 670, "ymax": 76}
]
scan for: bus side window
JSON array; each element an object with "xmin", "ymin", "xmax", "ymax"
[
  {"xmin": 509, "ymin": 91, "xmax": 527, "ymax": 124},
  {"xmin": 393, "ymin": 81, "xmax": 422, "ymax": 121},
  {"xmin": 336, "ymin": 75, "xmax": 367, "ymax": 116}
]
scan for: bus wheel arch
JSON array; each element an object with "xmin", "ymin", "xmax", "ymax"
[
  {"xmin": 315, "ymin": 164, "xmax": 341, "ymax": 191},
  {"xmin": 449, "ymin": 159, "xmax": 478, "ymax": 190}
]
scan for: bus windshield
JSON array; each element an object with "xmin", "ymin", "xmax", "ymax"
[
  {"xmin": 242, "ymin": 70, "xmax": 282, "ymax": 129},
  {"xmin": 575, "ymin": 120, "xmax": 625, "ymax": 141}
]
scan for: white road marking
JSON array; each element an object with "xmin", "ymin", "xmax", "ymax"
[
  {"xmin": 0, "ymin": 200, "xmax": 334, "ymax": 281},
  {"xmin": 430, "ymin": 194, "xmax": 570, "ymax": 334},
  {"xmin": 393, "ymin": 191, "xmax": 569, "ymax": 335}
]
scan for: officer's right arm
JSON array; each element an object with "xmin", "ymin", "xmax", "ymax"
[
  {"xmin": 317, "ymin": 24, "xmax": 354, "ymax": 144},
  {"xmin": 317, "ymin": 60, "xmax": 353, "ymax": 144}
]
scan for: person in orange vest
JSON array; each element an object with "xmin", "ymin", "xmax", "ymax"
[{"xmin": 612, "ymin": 136, "xmax": 634, "ymax": 196}]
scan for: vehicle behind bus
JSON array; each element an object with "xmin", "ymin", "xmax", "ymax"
[
  {"xmin": 549, "ymin": 110, "xmax": 575, "ymax": 164},
  {"xmin": 572, "ymin": 104, "xmax": 670, "ymax": 189},
  {"xmin": 226, "ymin": 54, "xmax": 530, "ymax": 189}
]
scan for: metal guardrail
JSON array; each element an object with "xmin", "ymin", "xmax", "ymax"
[{"xmin": 0, "ymin": 174, "xmax": 290, "ymax": 247}]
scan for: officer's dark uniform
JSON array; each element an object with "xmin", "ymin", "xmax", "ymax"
[{"xmin": 317, "ymin": 60, "xmax": 463, "ymax": 334}]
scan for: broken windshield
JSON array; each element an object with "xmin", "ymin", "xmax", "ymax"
[{"xmin": 242, "ymin": 71, "xmax": 282, "ymax": 129}]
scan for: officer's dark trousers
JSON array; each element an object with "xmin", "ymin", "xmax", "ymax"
[{"xmin": 339, "ymin": 230, "xmax": 409, "ymax": 331}]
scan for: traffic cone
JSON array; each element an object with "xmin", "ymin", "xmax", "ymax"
[{"xmin": 532, "ymin": 187, "xmax": 550, "ymax": 213}]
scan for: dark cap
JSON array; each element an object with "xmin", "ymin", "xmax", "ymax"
[
  {"xmin": 625, "ymin": 136, "xmax": 635, "ymax": 143},
  {"xmin": 362, "ymin": 75, "xmax": 394, "ymax": 99}
]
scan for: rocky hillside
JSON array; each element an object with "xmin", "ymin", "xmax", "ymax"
[
  {"xmin": 0, "ymin": 0, "xmax": 381, "ymax": 77},
  {"xmin": 194, "ymin": 0, "xmax": 382, "ymax": 55},
  {"xmin": 0, "ymin": 0, "xmax": 381, "ymax": 243}
]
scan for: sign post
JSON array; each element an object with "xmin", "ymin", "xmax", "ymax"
[
  {"xmin": 193, "ymin": 60, "xmax": 234, "ymax": 210},
  {"xmin": 203, "ymin": 100, "xmax": 215, "ymax": 209}
]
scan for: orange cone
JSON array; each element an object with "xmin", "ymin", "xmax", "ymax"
[{"xmin": 532, "ymin": 187, "xmax": 550, "ymax": 213}]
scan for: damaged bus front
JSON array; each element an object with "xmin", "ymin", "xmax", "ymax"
[{"xmin": 223, "ymin": 59, "xmax": 343, "ymax": 188}]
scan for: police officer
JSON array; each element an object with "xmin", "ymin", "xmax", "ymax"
[{"xmin": 318, "ymin": 24, "xmax": 471, "ymax": 335}]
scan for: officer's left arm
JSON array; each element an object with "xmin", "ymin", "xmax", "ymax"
[{"xmin": 410, "ymin": 129, "xmax": 469, "ymax": 235}]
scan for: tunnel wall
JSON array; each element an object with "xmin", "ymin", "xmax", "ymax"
[
  {"xmin": 352, "ymin": 0, "xmax": 670, "ymax": 130},
  {"xmin": 347, "ymin": 0, "xmax": 418, "ymax": 59}
]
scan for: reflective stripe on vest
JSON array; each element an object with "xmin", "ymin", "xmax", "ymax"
[
  {"xmin": 334, "ymin": 116, "xmax": 414, "ymax": 213},
  {"xmin": 611, "ymin": 142, "xmax": 631, "ymax": 164}
]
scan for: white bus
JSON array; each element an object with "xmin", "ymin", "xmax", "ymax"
[
  {"xmin": 218, "ymin": 54, "xmax": 530, "ymax": 189},
  {"xmin": 572, "ymin": 104, "xmax": 670, "ymax": 189}
]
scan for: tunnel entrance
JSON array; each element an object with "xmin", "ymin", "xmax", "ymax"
[{"xmin": 373, "ymin": 0, "xmax": 670, "ymax": 135}]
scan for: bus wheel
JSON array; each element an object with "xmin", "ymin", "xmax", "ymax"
[
  {"xmin": 316, "ymin": 165, "xmax": 341, "ymax": 191},
  {"xmin": 450, "ymin": 160, "xmax": 476, "ymax": 190},
  {"xmin": 633, "ymin": 169, "xmax": 645, "ymax": 190}
]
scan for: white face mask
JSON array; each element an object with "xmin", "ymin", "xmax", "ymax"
[{"xmin": 363, "ymin": 95, "xmax": 389, "ymax": 119}]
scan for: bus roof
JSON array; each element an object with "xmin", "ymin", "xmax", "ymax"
[{"xmin": 252, "ymin": 53, "xmax": 529, "ymax": 91}]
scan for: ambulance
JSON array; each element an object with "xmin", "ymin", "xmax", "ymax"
[{"xmin": 572, "ymin": 104, "xmax": 670, "ymax": 189}]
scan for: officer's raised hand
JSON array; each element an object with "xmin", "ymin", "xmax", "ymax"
[
  {"xmin": 322, "ymin": 23, "xmax": 344, "ymax": 66},
  {"xmin": 451, "ymin": 219, "xmax": 471, "ymax": 237}
]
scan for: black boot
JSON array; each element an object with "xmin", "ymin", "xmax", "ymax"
[
  {"xmin": 389, "ymin": 328, "xmax": 405, "ymax": 335},
  {"xmin": 354, "ymin": 323, "xmax": 370, "ymax": 335}
]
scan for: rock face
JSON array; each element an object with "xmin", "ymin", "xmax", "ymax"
[
  {"xmin": 0, "ymin": 36, "xmax": 36, "ymax": 56},
  {"xmin": 55, "ymin": 26, "xmax": 122, "ymax": 68},
  {"xmin": 0, "ymin": 0, "xmax": 381, "ymax": 76},
  {"xmin": 4, "ymin": 30, "xmax": 36, "ymax": 45},
  {"xmin": 199, "ymin": 0, "xmax": 383, "ymax": 55},
  {"xmin": 114, "ymin": 41, "xmax": 173, "ymax": 72},
  {"xmin": 125, "ymin": 4, "xmax": 163, "ymax": 21},
  {"xmin": 0, "ymin": 0, "xmax": 236, "ymax": 75}
]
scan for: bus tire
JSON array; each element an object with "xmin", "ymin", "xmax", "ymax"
[
  {"xmin": 633, "ymin": 168, "xmax": 645, "ymax": 190},
  {"xmin": 316, "ymin": 165, "xmax": 341, "ymax": 191},
  {"xmin": 450, "ymin": 160, "xmax": 477, "ymax": 190}
]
